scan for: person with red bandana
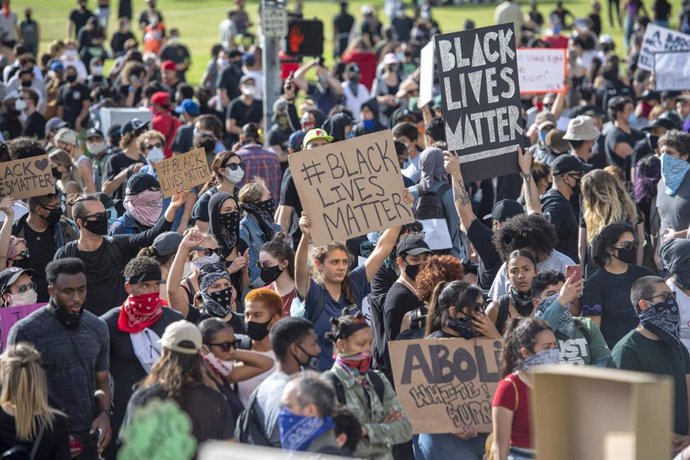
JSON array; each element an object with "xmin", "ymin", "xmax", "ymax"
[{"xmin": 99, "ymin": 256, "xmax": 183, "ymax": 460}]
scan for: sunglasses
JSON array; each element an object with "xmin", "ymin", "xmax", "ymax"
[
  {"xmin": 200, "ymin": 248, "xmax": 223, "ymax": 257},
  {"xmin": 644, "ymin": 291, "xmax": 676, "ymax": 303},
  {"xmin": 615, "ymin": 240, "xmax": 639, "ymax": 251},
  {"xmin": 14, "ymin": 282, "xmax": 36, "ymax": 294},
  {"xmin": 208, "ymin": 340, "xmax": 238, "ymax": 352},
  {"xmin": 14, "ymin": 250, "xmax": 30, "ymax": 260},
  {"xmin": 85, "ymin": 212, "xmax": 106, "ymax": 220},
  {"xmin": 256, "ymin": 260, "xmax": 279, "ymax": 269},
  {"xmin": 145, "ymin": 143, "xmax": 163, "ymax": 150},
  {"xmin": 224, "ymin": 162, "xmax": 245, "ymax": 171}
]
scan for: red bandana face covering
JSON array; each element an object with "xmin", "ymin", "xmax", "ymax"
[{"xmin": 117, "ymin": 292, "xmax": 164, "ymax": 333}]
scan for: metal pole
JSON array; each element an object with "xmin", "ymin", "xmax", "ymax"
[{"xmin": 261, "ymin": 0, "xmax": 284, "ymax": 132}]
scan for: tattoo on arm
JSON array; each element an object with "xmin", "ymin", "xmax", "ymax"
[{"xmin": 453, "ymin": 177, "xmax": 471, "ymax": 207}]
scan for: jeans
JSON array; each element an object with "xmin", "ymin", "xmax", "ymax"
[{"xmin": 414, "ymin": 433, "xmax": 488, "ymax": 460}]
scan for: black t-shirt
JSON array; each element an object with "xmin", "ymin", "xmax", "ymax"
[
  {"xmin": 369, "ymin": 264, "xmax": 398, "ymax": 372},
  {"xmin": 19, "ymin": 223, "xmax": 57, "ymax": 302},
  {"xmin": 171, "ymin": 124, "xmax": 194, "ymax": 154},
  {"xmin": 22, "ymin": 111, "xmax": 46, "ymax": 139},
  {"xmin": 226, "ymin": 97, "xmax": 263, "ymax": 145},
  {"xmin": 160, "ymin": 44, "xmax": 191, "ymax": 81},
  {"xmin": 654, "ymin": 0, "xmax": 671, "ymax": 20},
  {"xmin": 467, "ymin": 219, "xmax": 500, "ymax": 290},
  {"xmin": 605, "ymin": 127, "xmax": 645, "ymax": 180},
  {"xmin": 383, "ymin": 282, "xmax": 423, "ymax": 343},
  {"xmin": 541, "ymin": 189, "xmax": 579, "ymax": 262},
  {"xmin": 57, "ymin": 83, "xmax": 90, "ymax": 127},
  {"xmin": 138, "ymin": 9, "xmax": 164, "ymax": 28},
  {"xmin": 110, "ymin": 31, "xmax": 136, "ymax": 55},
  {"xmin": 69, "ymin": 8, "xmax": 95, "ymax": 36},
  {"xmin": 391, "ymin": 16, "xmax": 414, "ymax": 42},
  {"xmin": 218, "ymin": 66, "xmax": 243, "ymax": 101},
  {"xmin": 102, "ymin": 153, "xmax": 146, "ymax": 201},
  {"xmin": 100, "ymin": 307, "xmax": 184, "ymax": 432},
  {"xmin": 632, "ymin": 136, "xmax": 654, "ymax": 166},
  {"xmin": 0, "ymin": 409, "xmax": 71, "ymax": 460}
]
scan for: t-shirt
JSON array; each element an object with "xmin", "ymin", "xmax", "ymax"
[
  {"xmin": 69, "ymin": 8, "xmax": 95, "ymax": 36},
  {"xmin": 237, "ymin": 349, "xmax": 276, "ymax": 408},
  {"xmin": 8, "ymin": 307, "xmax": 109, "ymax": 434},
  {"xmin": 254, "ymin": 371, "xmax": 291, "ymax": 447},
  {"xmin": 102, "ymin": 153, "xmax": 146, "ymax": 201},
  {"xmin": 611, "ymin": 330, "xmax": 690, "ymax": 435},
  {"xmin": 100, "ymin": 306, "xmax": 183, "ymax": 433},
  {"xmin": 467, "ymin": 219, "xmax": 501, "ymax": 290},
  {"xmin": 489, "ymin": 250, "xmax": 575, "ymax": 300},
  {"xmin": 22, "ymin": 111, "xmax": 46, "ymax": 139},
  {"xmin": 305, "ymin": 265, "xmax": 370, "ymax": 371},
  {"xmin": 226, "ymin": 97, "xmax": 263, "ymax": 145},
  {"xmin": 17, "ymin": 222, "xmax": 58, "ymax": 302},
  {"xmin": 57, "ymin": 83, "xmax": 90, "ymax": 127},
  {"xmin": 657, "ymin": 177, "xmax": 690, "ymax": 241},
  {"xmin": 541, "ymin": 189, "xmax": 579, "ymax": 263},
  {"xmin": 171, "ymin": 123, "xmax": 194, "ymax": 154},
  {"xmin": 0, "ymin": 409, "xmax": 71, "ymax": 460},
  {"xmin": 492, "ymin": 372, "xmax": 532, "ymax": 449},
  {"xmin": 669, "ymin": 280, "xmax": 690, "ymax": 354},
  {"xmin": 159, "ymin": 43, "xmax": 191, "ymax": 81},
  {"xmin": 604, "ymin": 127, "xmax": 645, "ymax": 179},
  {"xmin": 279, "ymin": 169, "xmax": 302, "ymax": 243},
  {"xmin": 581, "ymin": 264, "xmax": 654, "ymax": 348},
  {"xmin": 383, "ymin": 282, "xmax": 422, "ymax": 342}
]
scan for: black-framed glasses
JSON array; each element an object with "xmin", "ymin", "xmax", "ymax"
[
  {"xmin": 208, "ymin": 340, "xmax": 238, "ymax": 352},
  {"xmin": 41, "ymin": 203, "xmax": 60, "ymax": 212},
  {"xmin": 14, "ymin": 282, "xmax": 36, "ymax": 294},
  {"xmin": 84, "ymin": 212, "xmax": 106, "ymax": 221},
  {"xmin": 615, "ymin": 240, "xmax": 639, "ymax": 251},
  {"xmin": 200, "ymin": 248, "xmax": 223, "ymax": 257},
  {"xmin": 256, "ymin": 260, "xmax": 279, "ymax": 269},
  {"xmin": 225, "ymin": 162, "xmax": 245, "ymax": 171},
  {"xmin": 644, "ymin": 291, "xmax": 676, "ymax": 303},
  {"xmin": 145, "ymin": 143, "xmax": 163, "ymax": 150}
]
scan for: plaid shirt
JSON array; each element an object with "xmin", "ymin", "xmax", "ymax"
[{"xmin": 236, "ymin": 144, "xmax": 283, "ymax": 199}]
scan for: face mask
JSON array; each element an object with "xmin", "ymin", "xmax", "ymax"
[
  {"xmin": 509, "ymin": 285, "xmax": 534, "ymax": 317},
  {"xmin": 256, "ymin": 198, "xmax": 275, "ymax": 217},
  {"xmin": 65, "ymin": 74, "xmax": 77, "ymax": 83},
  {"xmin": 14, "ymin": 99, "xmax": 26, "ymax": 111},
  {"xmin": 147, "ymin": 147, "xmax": 165, "ymax": 164},
  {"xmin": 639, "ymin": 297, "xmax": 682, "ymax": 346},
  {"xmin": 522, "ymin": 348, "xmax": 560, "ymax": 373},
  {"xmin": 8, "ymin": 289, "xmax": 37, "ymax": 307},
  {"xmin": 224, "ymin": 168, "xmax": 245, "ymax": 184},
  {"xmin": 86, "ymin": 141, "xmax": 106, "ymax": 156},
  {"xmin": 612, "ymin": 245, "xmax": 637, "ymax": 265},
  {"xmin": 205, "ymin": 352, "xmax": 235, "ymax": 377},
  {"xmin": 241, "ymin": 86, "xmax": 256, "ymax": 97},
  {"xmin": 335, "ymin": 350, "xmax": 372, "ymax": 375},
  {"xmin": 81, "ymin": 214, "xmax": 108, "ymax": 236},
  {"xmin": 661, "ymin": 153, "xmax": 690, "ymax": 196},
  {"xmin": 628, "ymin": 112, "xmax": 637, "ymax": 125},
  {"xmin": 447, "ymin": 315, "xmax": 477, "ymax": 339},
  {"xmin": 278, "ymin": 408, "xmax": 335, "ymax": 452},
  {"xmin": 362, "ymin": 119, "xmax": 376, "ymax": 131},
  {"xmin": 538, "ymin": 130, "xmax": 548, "ymax": 144},
  {"xmin": 42, "ymin": 206, "xmax": 63, "ymax": 225},
  {"xmin": 51, "ymin": 167, "xmax": 61, "ymax": 180},
  {"xmin": 294, "ymin": 344, "xmax": 319, "ymax": 371},
  {"xmin": 246, "ymin": 319, "xmax": 271, "ymax": 341},
  {"xmin": 92, "ymin": 65, "xmax": 103, "ymax": 76},
  {"xmin": 259, "ymin": 264, "xmax": 283, "ymax": 285},
  {"xmin": 192, "ymin": 253, "xmax": 221, "ymax": 271},
  {"xmin": 348, "ymin": 75, "xmax": 360, "ymax": 85},
  {"xmin": 124, "ymin": 190, "xmax": 163, "ymax": 227},
  {"xmin": 20, "ymin": 79, "xmax": 32, "ymax": 88},
  {"xmin": 404, "ymin": 263, "xmax": 421, "ymax": 280},
  {"xmin": 218, "ymin": 210, "xmax": 240, "ymax": 256},
  {"xmin": 65, "ymin": 49, "xmax": 78, "ymax": 58},
  {"xmin": 50, "ymin": 300, "xmax": 83, "ymax": 329},
  {"xmin": 201, "ymin": 286, "xmax": 233, "ymax": 317},
  {"xmin": 129, "ymin": 75, "xmax": 141, "ymax": 85}
]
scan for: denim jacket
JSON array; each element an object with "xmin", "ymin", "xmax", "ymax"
[{"xmin": 240, "ymin": 214, "xmax": 281, "ymax": 287}]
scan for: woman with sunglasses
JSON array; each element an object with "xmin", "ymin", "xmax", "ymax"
[
  {"xmin": 581, "ymin": 223, "xmax": 654, "ymax": 349},
  {"xmin": 416, "ymin": 280, "xmax": 495, "ymax": 460},
  {"xmin": 192, "ymin": 151, "xmax": 244, "ymax": 234},
  {"xmin": 198, "ymin": 318, "xmax": 274, "ymax": 421},
  {"xmin": 257, "ymin": 233, "xmax": 295, "ymax": 317},
  {"xmin": 0, "ymin": 267, "xmax": 38, "ymax": 309}
]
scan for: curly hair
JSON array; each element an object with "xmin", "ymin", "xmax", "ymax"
[
  {"xmin": 311, "ymin": 243, "xmax": 357, "ymax": 307},
  {"xmin": 591, "ymin": 223, "xmax": 635, "ymax": 267},
  {"xmin": 492, "ymin": 214, "xmax": 558, "ymax": 262},
  {"xmin": 425, "ymin": 280, "xmax": 482, "ymax": 336},
  {"xmin": 582, "ymin": 170, "xmax": 637, "ymax": 243},
  {"xmin": 136, "ymin": 130, "xmax": 165, "ymax": 154},
  {"xmin": 238, "ymin": 177, "xmax": 267, "ymax": 205},
  {"xmin": 123, "ymin": 256, "xmax": 162, "ymax": 283},
  {"xmin": 499, "ymin": 317, "xmax": 553, "ymax": 378},
  {"xmin": 659, "ymin": 130, "xmax": 690, "ymax": 159},
  {"xmin": 415, "ymin": 255, "xmax": 464, "ymax": 304}
]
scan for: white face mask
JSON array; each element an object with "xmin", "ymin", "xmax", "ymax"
[
  {"xmin": 14, "ymin": 99, "xmax": 26, "ymax": 112},
  {"xmin": 8, "ymin": 289, "xmax": 37, "ymax": 307},
  {"xmin": 224, "ymin": 168, "xmax": 245, "ymax": 184},
  {"xmin": 65, "ymin": 49, "xmax": 78, "ymax": 58},
  {"xmin": 241, "ymin": 86, "xmax": 256, "ymax": 98},
  {"xmin": 92, "ymin": 66, "xmax": 103, "ymax": 76},
  {"xmin": 147, "ymin": 147, "xmax": 165, "ymax": 164},
  {"xmin": 86, "ymin": 141, "xmax": 106, "ymax": 155}
]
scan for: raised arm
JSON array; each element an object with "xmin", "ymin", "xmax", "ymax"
[
  {"xmin": 444, "ymin": 150, "xmax": 477, "ymax": 234},
  {"xmin": 517, "ymin": 146, "xmax": 542, "ymax": 215},
  {"xmin": 0, "ymin": 197, "xmax": 15, "ymax": 267},
  {"xmin": 295, "ymin": 212, "xmax": 312, "ymax": 299},
  {"xmin": 167, "ymin": 228, "xmax": 205, "ymax": 318},
  {"xmin": 364, "ymin": 224, "xmax": 402, "ymax": 282}
]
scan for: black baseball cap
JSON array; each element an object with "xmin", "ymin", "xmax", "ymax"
[
  {"xmin": 642, "ymin": 117, "xmax": 676, "ymax": 131},
  {"xmin": 396, "ymin": 236, "xmax": 432, "ymax": 257},
  {"xmin": 551, "ymin": 154, "xmax": 593, "ymax": 176},
  {"xmin": 86, "ymin": 128, "xmax": 104, "ymax": 139},
  {"xmin": 0, "ymin": 267, "xmax": 34, "ymax": 295},
  {"xmin": 483, "ymin": 199, "xmax": 524, "ymax": 222},
  {"xmin": 120, "ymin": 118, "xmax": 150, "ymax": 137}
]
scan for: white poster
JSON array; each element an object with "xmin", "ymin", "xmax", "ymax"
[
  {"xmin": 654, "ymin": 51, "xmax": 690, "ymax": 91},
  {"xmin": 420, "ymin": 218, "xmax": 452, "ymax": 251},
  {"xmin": 517, "ymin": 48, "xmax": 567, "ymax": 94},
  {"xmin": 418, "ymin": 41, "xmax": 435, "ymax": 109},
  {"xmin": 639, "ymin": 24, "xmax": 690, "ymax": 71}
]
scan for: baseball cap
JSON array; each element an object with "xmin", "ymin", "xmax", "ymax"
[
  {"xmin": 49, "ymin": 61, "xmax": 64, "ymax": 73},
  {"xmin": 302, "ymin": 128, "xmax": 333, "ymax": 148},
  {"xmin": 126, "ymin": 172, "xmax": 160, "ymax": 195},
  {"xmin": 642, "ymin": 117, "xmax": 676, "ymax": 131},
  {"xmin": 150, "ymin": 91, "xmax": 171, "ymax": 108},
  {"xmin": 535, "ymin": 111, "xmax": 557, "ymax": 130},
  {"xmin": 641, "ymin": 89, "xmax": 661, "ymax": 102},
  {"xmin": 551, "ymin": 154, "xmax": 594, "ymax": 176},
  {"xmin": 288, "ymin": 130, "xmax": 306, "ymax": 151},
  {"xmin": 0, "ymin": 267, "xmax": 34, "ymax": 295},
  {"xmin": 161, "ymin": 60, "xmax": 176, "ymax": 72},
  {"xmin": 55, "ymin": 128, "xmax": 77, "ymax": 146},
  {"xmin": 174, "ymin": 99, "xmax": 200, "ymax": 117},
  {"xmin": 546, "ymin": 129, "xmax": 570, "ymax": 154},
  {"xmin": 483, "ymin": 199, "xmax": 524, "ymax": 222},
  {"xmin": 345, "ymin": 63, "xmax": 361, "ymax": 74},
  {"xmin": 160, "ymin": 320, "xmax": 202, "ymax": 354},
  {"xmin": 46, "ymin": 117, "xmax": 68, "ymax": 133},
  {"xmin": 562, "ymin": 115, "xmax": 600, "ymax": 141},
  {"xmin": 396, "ymin": 236, "xmax": 431, "ymax": 257},
  {"xmin": 383, "ymin": 53, "xmax": 399, "ymax": 65},
  {"xmin": 242, "ymin": 52, "xmax": 255, "ymax": 66},
  {"xmin": 152, "ymin": 232, "xmax": 200, "ymax": 257},
  {"xmin": 239, "ymin": 74, "xmax": 255, "ymax": 85},
  {"xmin": 120, "ymin": 118, "xmax": 150, "ymax": 137},
  {"xmin": 86, "ymin": 128, "xmax": 104, "ymax": 140}
]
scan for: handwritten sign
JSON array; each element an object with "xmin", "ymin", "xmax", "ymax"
[
  {"xmin": 418, "ymin": 41, "xmax": 436, "ymax": 109},
  {"xmin": 654, "ymin": 51, "xmax": 690, "ymax": 91},
  {"xmin": 389, "ymin": 337, "xmax": 502, "ymax": 433},
  {"xmin": 0, "ymin": 155, "xmax": 55, "ymax": 200},
  {"xmin": 517, "ymin": 48, "xmax": 567, "ymax": 94},
  {"xmin": 435, "ymin": 24, "xmax": 523, "ymax": 183},
  {"xmin": 155, "ymin": 148, "xmax": 210, "ymax": 197},
  {"xmin": 119, "ymin": 398, "xmax": 197, "ymax": 460},
  {"xmin": 288, "ymin": 131, "xmax": 414, "ymax": 246},
  {"xmin": 1, "ymin": 303, "xmax": 46, "ymax": 349},
  {"xmin": 639, "ymin": 24, "xmax": 690, "ymax": 71}
]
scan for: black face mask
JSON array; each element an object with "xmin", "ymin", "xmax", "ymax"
[
  {"xmin": 404, "ymin": 263, "xmax": 421, "ymax": 280},
  {"xmin": 259, "ymin": 264, "xmax": 283, "ymax": 285},
  {"xmin": 447, "ymin": 316, "xmax": 477, "ymax": 339},
  {"xmin": 613, "ymin": 246, "xmax": 637, "ymax": 265},
  {"xmin": 218, "ymin": 210, "xmax": 240, "ymax": 257},
  {"xmin": 81, "ymin": 214, "xmax": 108, "ymax": 236},
  {"xmin": 50, "ymin": 300, "xmax": 83, "ymax": 329},
  {"xmin": 294, "ymin": 344, "xmax": 319, "ymax": 371},
  {"xmin": 65, "ymin": 74, "xmax": 77, "ymax": 83},
  {"xmin": 649, "ymin": 134, "xmax": 659, "ymax": 151},
  {"xmin": 256, "ymin": 198, "xmax": 276, "ymax": 218},
  {"xmin": 13, "ymin": 259, "xmax": 31, "ymax": 270},
  {"xmin": 246, "ymin": 319, "xmax": 271, "ymax": 341},
  {"xmin": 20, "ymin": 79, "xmax": 32, "ymax": 88},
  {"xmin": 51, "ymin": 167, "xmax": 62, "ymax": 180},
  {"xmin": 42, "ymin": 206, "xmax": 63, "ymax": 226}
]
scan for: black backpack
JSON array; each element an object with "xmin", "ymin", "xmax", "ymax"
[
  {"xmin": 1, "ymin": 424, "xmax": 45, "ymax": 460},
  {"xmin": 234, "ymin": 392, "xmax": 272, "ymax": 447},
  {"xmin": 414, "ymin": 183, "xmax": 451, "ymax": 221},
  {"xmin": 322, "ymin": 370, "xmax": 386, "ymax": 406}
]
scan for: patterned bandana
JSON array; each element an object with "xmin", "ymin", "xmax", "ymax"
[
  {"xmin": 533, "ymin": 295, "xmax": 575, "ymax": 337},
  {"xmin": 639, "ymin": 298, "xmax": 682, "ymax": 347},
  {"xmin": 278, "ymin": 409, "xmax": 335, "ymax": 452},
  {"xmin": 522, "ymin": 348, "xmax": 560, "ymax": 373},
  {"xmin": 509, "ymin": 285, "xmax": 534, "ymax": 317},
  {"xmin": 117, "ymin": 292, "xmax": 163, "ymax": 333},
  {"xmin": 200, "ymin": 271, "xmax": 234, "ymax": 318},
  {"xmin": 661, "ymin": 153, "xmax": 690, "ymax": 196}
]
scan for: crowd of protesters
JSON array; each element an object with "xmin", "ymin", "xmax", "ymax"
[{"xmin": 0, "ymin": 0, "xmax": 688, "ymax": 459}]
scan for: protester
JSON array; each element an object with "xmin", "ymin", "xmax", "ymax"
[
  {"xmin": 657, "ymin": 130, "xmax": 690, "ymax": 243},
  {"xmin": 660, "ymin": 239, "xmax": 690, "ymax": 353},
  {"xmin": 256, "ymin": 234, "xmax": 296, "ymax": 315},
  {"xmin": 109, "ymin": 173, "xmax": 163, "ymax": 236},
  {"xmin": 192, "ymin": 150, "xmax": 242, "ymax": 233}
]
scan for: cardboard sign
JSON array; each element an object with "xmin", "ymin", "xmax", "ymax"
[
  {"xmin": 0, "ymin": 155, "xmax": 55, "ymax": 200},
  {"xmin": 517, "ymin": 48, "xmax": 567, "ymax": 94},
  {"xmin": 119, "ymin": 398, "xmax": 197, "ymax": 460},
  {"xmin": 639, "ymin": 24, "xmax": 690, "ymax": 71},
  {"xmin": 1, "ymin": 303, "xmax": 46, "ymax": 349},
  {"xmin": 418, "ymin": 41, "xmax": 436, "ymax": 109},
  {"xmin": 155, "ymin": 148, "xmax": 210, "ymax": 197},
  {"xmin": 288, "ymin": 131, "xmax": 414, "ymax": 246},
  {"xmin": 654, "ymin": 51, "xmax": 690, "ymax": 90},
  {"xmin": 389, "ymin": 337, "xmax": 502, "ymax": 433},
  {"xmin": 435, "ymin": 24, "xmax": 523, "ymax": 183}
]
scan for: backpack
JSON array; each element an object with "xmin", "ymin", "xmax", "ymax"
[
  {"xmin": 1, "ymin": 424, "xmax": 45, "ymax": 460},
  {"xmin": 234, "ymin": 391, "xmax": 272, "ymax": 446},
  {"xmin": 413, "ymin": 183, "xmax": 451, "ymax": 221},
  {"xmin": 322, "ymin": 370, "xmax": 386, "ymax": 406}
]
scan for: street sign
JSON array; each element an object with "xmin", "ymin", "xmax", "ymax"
[{"xmin": 262, "ymin": 7, "xmax": 288, "ymax": 38}]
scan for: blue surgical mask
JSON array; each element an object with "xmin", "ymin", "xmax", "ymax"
[
  {"xmin": 628, "ymin": 112, "xmax": 637, "ymax": 126},
  {"xmin": 362, "ymin": 119, "xmax": 376, "ymax": 131},
  {"xmin": 661, "ymin": 153, "xmax": 690, "ymax": 196}
]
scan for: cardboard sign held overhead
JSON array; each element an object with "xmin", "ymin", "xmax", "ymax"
[
  {"xmin": 435, "ymin": 24, "xmax": 523, "ymax": 183},
  {"xmin": 517, "ymin": 48, "xmax": 567, "ymax": 94},
  {"xmin": 0, "ymin": 154, "xmax": 55, "ymax": 200},
  {"xmin": 639, "ymin": 24, "xmax": 690, "ymax": 71},
  {"xmin": 155, "ymin": 148, "xmax": 210, "ymax": 197},
  {"xmin": 654, "ymin": 51, "xmax": 690, "ymax": 90},
  {"xmin": 418, "ymin": 41, "xmax": 436, "ymax": 109},
  {"xmin": 389, "ymin": 337, "xmax": 502, "ymax": 434},
  {"xmin": 288, "ymin": 131, "xmax": 414, "ymax": 246}
]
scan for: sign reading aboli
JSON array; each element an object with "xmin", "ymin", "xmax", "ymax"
[{"xmin": 435, "ymin": 24, "xmax": 523, "ymax": 182}]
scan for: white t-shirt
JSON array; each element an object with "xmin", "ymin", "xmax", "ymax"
[
  {"xmin": 668, "ymin": 279, "xmax": 690, "ymax": 353},
  {"xmin": 237, "ymin": 348, "xmax": 277, "ymax": 408},
  {"xmin": 489, "ymin": 249, "xmax": 575, "ymax": 300}
]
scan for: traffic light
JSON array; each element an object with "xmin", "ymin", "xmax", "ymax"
[{"xmin": 286, "ymin": 19, "xmax": 324, "ymax": 57}]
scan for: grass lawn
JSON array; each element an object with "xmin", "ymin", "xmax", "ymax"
[{"xmin": 14, "ymin": 0, "xmax": 683, "ymax": 84}]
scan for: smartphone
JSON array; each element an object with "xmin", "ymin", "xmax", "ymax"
[{"xmin": 565, "ymin": 264, "xmax": 582, "ymax": 280}]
